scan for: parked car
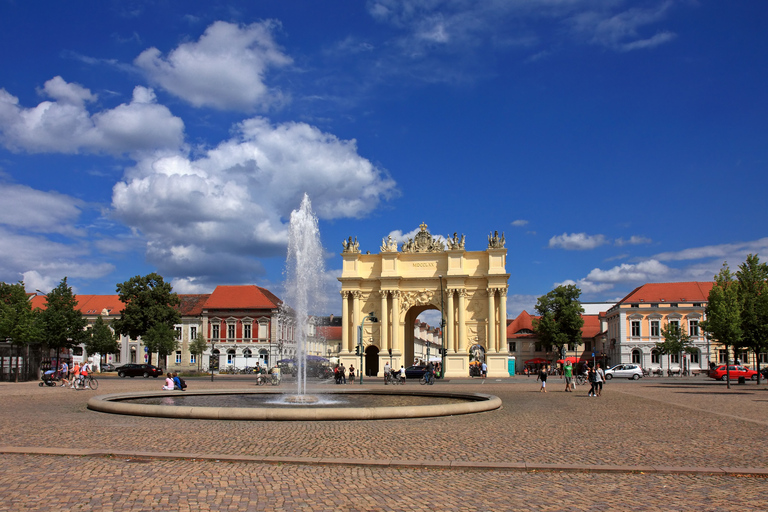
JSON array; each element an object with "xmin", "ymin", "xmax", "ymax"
[
  {"xmin": 604, "ymin": 364, "xmax": 643, "ymax": 380},
  {"xmin": 708, "ymin": 365, "xmax": 757, "ymax": 381},
  {"xmin": 116, "ymin": 363, "xmax": 162, "ymax": 378},
  {"xmin": 404, "ymin": 365, "xmax": 428, "ymax": 379},
  {"xmin": 761, "ymin": 367, "xmax": 768, "ymax": 380},
  {"xmin": 101, "ymin": 363, "xmax": 116, "ymax": 372}
]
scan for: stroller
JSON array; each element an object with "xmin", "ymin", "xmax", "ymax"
[{"xmin": 39, "ymin": 369, "xmax": 58, "ymax": 387}]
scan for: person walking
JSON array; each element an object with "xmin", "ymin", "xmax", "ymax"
[
  {"xmin": 537, "ymin": 366, "xmax": 548, "ymax": 392},
  {"xmin": 595, "ymin": 363, "xmax": 605, "ymax": 397},
  {"xmin": 563, "ymin": 361, "xmax": 573, "ymax": 392},
  {"xmin": 349, "ymin": 364, "xmax": 355, "ymax": 382},
  {"xmin": 340, "ymin": 363, "xmax": 346, "ymax": 384},
  {"xmin": 587, "ymin": 365, "xmax": 596, "ymax": 397},
  {"xmin": 59, "ymin": 361, "xmax": 69, "ymax": 387},
  {"xmin": 70, "ymin": 362, "xmax": 81, "ymax": 389},
  {"xmin": 481, "ymin": 361, "xmax": 487, "ymax": 378}
]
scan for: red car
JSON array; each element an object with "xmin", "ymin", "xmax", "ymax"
[{"xmin": 708, "ymin": 365, "xmax": 757, "ymax": 381}]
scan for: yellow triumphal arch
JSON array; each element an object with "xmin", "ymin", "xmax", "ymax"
[{"xmin": 338, "ymin": 223, "xmax": 511, "ymax": 379}]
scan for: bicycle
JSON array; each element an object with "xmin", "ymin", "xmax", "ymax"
[
  {"xmin": 419, "ymin": 372, "xmax": 435, "ymax": 385},
  {"xmin": 73, "ymin": 375, "xmax": 98, "ymax": 390},
  {"xmin": 574, "ymin": 373, "xmax": 586, "ymax": 386}
]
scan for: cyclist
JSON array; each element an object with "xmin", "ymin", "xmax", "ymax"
[
  {"xmin": 79, "ymin": 361, "xmax": 90, "ymax": 388},
  {"xmin": 425, "ymin": 361, "xmax": 435, "ymax": 384},
  {"xmin": 383, "ymin": 361, "xmax": 391, "ymax": 384}
]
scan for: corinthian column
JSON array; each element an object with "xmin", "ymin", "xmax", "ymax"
[
  {"xmin": 487, "ymin": 288, "xmax": 496, "ymax": 353},
  {"xmin": 458, "ymin": 289, "xmax": 466, "ymax": 353},
  {"xmin": 341, "ymin": 291, "xmax": 349, "ymax": 353},
  {"xmin": 352, "ymin": 291, "xmax": 361, "ymax": 352},
  {"xmin": 392, "ymin": 291, "xmax": 401, "ymax": 354},
  {"xmin": 446, "ymin": 289, "xmax": 455, "ymax": 353},
  {"xmin": 380, "ymin": 290, "xmax": 389, "ymax": 351},
  {"xmin": 499, "ymin": 287, "xmax": 508, "ymax": 353}
]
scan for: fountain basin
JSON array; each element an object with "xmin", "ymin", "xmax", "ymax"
[{"xmin": 87, "ymin": 389, "xmax": 501, "ymax": 421}]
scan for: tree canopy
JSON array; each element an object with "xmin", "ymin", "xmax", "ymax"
[
  {"xmin": 84, "ymin": 316, "xmax": 120, "ymax": 361},
  {"xmin": 39, "ymin": 277, "xmax": 88, "ymax": 353},
  {"xmin": 735, "ymin": 254, "xmax": 768, "ymax": 383},
  {"xmin": 113, "ymin": 273, "xmax": 180, "ymax": 366},
  {"xmin": 0, "ymin": 281, "xmax": 40, "ymax": 348},
  {"xmin": 655, "ymin": 322, "xmax": 695, "ymax": 361},
  {"xmin": 189, "ymin": 331, "xmax": 208, "ymax": 372},
  {"xmin": 533, "ymin": 284, "xmax": 584, "ymax": 358}
]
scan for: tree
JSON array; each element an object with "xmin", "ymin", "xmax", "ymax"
[
  {"xmin": 39, "ymin": 278, "xmax": 88, "ymax": 367},
  {"xmin": 701, "ymin": 262, "xmax": 742, "ymax": 389},
  {"xmin": 0, "ymin": 282, "xmax": 41, "ymax": 381},
  {"xmin": 113, "ymin": 273, "xmax": 180, "ymax": 366},
  {"xmin": 143, "ymin": 323, "xmax": 179, "ymax": 368},
  {"xmin": 735, "ymin": 254, "xmax": 768, "ymax": 385},
  {"xmin": 655, "ymin": 322, "xmax": 695, "ymax": 374},
  {"xmin": 189, "ymin": 331, "xmax": 208, "ymax": 372},
  {"xmin": 533, "ymin": 284, "xmax": 585, "ymax": 360},
  {"xmin": 84, "ymin": 316, "xmax": 120, "ymax": 366}
]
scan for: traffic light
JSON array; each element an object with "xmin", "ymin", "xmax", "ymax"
[{"xmin": 355, "ymin": 345, "xmax": 360, "ymax": 355}]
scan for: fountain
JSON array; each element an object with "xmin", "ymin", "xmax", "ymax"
[{"xmin": 282, "ymin": 193, "xmax": 325, "ymax": 402}]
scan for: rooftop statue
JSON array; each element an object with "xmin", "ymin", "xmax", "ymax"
[
  {"xmin": 487, "ymin": 230, "xmax": 505, "ymax": 249},
  {"xmin": 380, "ymin": 234, "xmax": 398, "ymax": 252},
  {"xmin": 342, "ymin": 236, "xmax": 360, "ymax": 254},
  {"xmin": 401, "ymin": 223, "xmax": 445, "ymax": 253},
  {"xmin": 446, "ymin": 232, "xmax": 466, "ymax": 250}
]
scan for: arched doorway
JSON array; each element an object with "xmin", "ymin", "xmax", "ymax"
[{"xmin": 364, "ymin": 345, "xmax": 379, "ymax": 376}]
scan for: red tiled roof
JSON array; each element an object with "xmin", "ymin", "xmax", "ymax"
[
  {"xmin": 30, "ymin": 294, "xmax": 125, "ymax": 315},
  {"xmin": 178, "ymin": 294, "xmax": 210, "ymax": 316},
  {"xmin": 203, "ymin": 285, "xmax": 282, "ymax": 310},
  {"xmin": 316, "ymin": 325, "xmax": 342, "ymax": 341},
  {"xmin": 619, "ymin": 282, "xmax": 713, "ymax": 304},
  {"xmin": 582, "ymin": 315, "xmax": 601, "ymax": 338},
  {"xmin": 507, "ymin": 310, "xmax": 539, "ymax": 338}
]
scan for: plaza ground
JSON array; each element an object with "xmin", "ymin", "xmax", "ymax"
[{"xmin": 1, "ymin": 374, "xmax": 767, "ymax": 511}]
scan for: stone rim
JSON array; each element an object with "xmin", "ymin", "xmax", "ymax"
[{"xmin": 87, "ymin": 389, "xmax": 502, "ymax": 421}]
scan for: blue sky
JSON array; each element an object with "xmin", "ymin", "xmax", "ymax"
[{"xmin": 1, "ymin": 0, "xmax": 766, "ymax": 319}]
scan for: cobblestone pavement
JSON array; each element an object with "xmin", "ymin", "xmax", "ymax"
[{"xmin": 1, "ymin": 375, "xmax": 767, "ymax": 511}]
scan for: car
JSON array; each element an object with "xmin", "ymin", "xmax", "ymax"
[
  {"xmin": 708, "ymin": 365, "xmax": 757, "ymax": 381},
  {"xmin": 761, "ymin": 367, "xmax": 768, "ymax": 380},
  {"xmin": 116, "ymin": 363, "xmax": 162, "ymax": 378},
  {"xmin": 604, "ymin": 364, "xmax": 643, "ymax": 380},
  {"xmin": 100, "ymin": 363, "xmax": 116, "ymax": 372},
  {"xmin": 404, "ymin": 365, "xmax": 428, "ymax": 379}
]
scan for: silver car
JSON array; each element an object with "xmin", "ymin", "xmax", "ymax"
[{"xmin": 605, "ymin": 364, "xmax": 643, "ymax": 380}]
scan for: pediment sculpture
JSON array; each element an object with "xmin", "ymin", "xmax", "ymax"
[
  {"xmin": 487, "ymin": 230, "xmax": 505, "ymax": 249},
  {"xmin": 401, "ymin": 222, "xmax": 445, "ymax": 253},
  {"xmin": 342, "ymin": 236, "xmax": 360, "ymax": 254}
]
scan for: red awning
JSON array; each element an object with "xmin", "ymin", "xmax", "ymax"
[
  {"xmin": 524, "ymin": 358, "xmax": 549, "ymax": 364},
  {"xmin": 556, "ymin": 356, "xmax": 587, "ymax": 364}
]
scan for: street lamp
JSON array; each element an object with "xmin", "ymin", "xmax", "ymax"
[{"xmin": 358, "ymin": 311, "xmax": 378, "ymax": 384}]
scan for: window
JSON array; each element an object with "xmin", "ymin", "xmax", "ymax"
[
  {"xmin": 175, "ymin": 327, "xmax": 182, "ymax": 340},
  {"xmin": 631, "ymin": 349, "xmax": 641, "ymax": 364},
  {"xmin": 669, "ymin": 303, "xmax": 678, "ymax": 308},
  {"xmin": 759, "ymin": 353, "xmax": 768, "ymax": 364},
  {"xmin": 668, "ymin": 320, "xmax": 680, "ymax": 332},
  {"xmin": 175, "ymin": 351, "xmax": 181, "ymax": 364},
  {"xmin": 690, "ymin": 350, "xmax": 699, "ymax": 364},
  {"xmin": 631, "ymin": 321, "xmax": 641, "ymax": 337},
  {"xmin": 212, "ymin": 324, "xmax": 220, "ymax": 339},
  {"xmin": 228, "ymin": 324, "xmax": 236, "ymax": 340},
  {"xmin": 631, "ymin": 304, "xmax": 639, "ymax": 308},
  {"xmin": 650, "ymin": 320, "xmax": 660, "ymax": 337},
  {"xmin": 689, "ymin": 320, "xmax": 699, "ymax": 337},
  {"xmin": 509, "ymin": 342, "xmax": 517, "ymax": 352},
  {"xmin": 651, "ymin": 304, "xmax": 658, "ymax": 308},
  {"xmin": 244, "ymin": 324, "xmax": 252, "ymax": 339},
  {"xmin": 585, "ymin": 341, "xmax": 592, "ymax": 351},
  {"xmin": 190, "ymin": 326, "xmax": 197, "ymax": 340},
  {"xmin": 190, "ymin": 354, "xmax": 196, "ymax": 364},
  {"xmin": 258, "ymin": 322, "xmax": 268, "ymax": 340},
  {"xmin": 718, "ymin": 349, "xmax": 727, "ymax": 364},
  {"xmin": 227, "ymin": 349, "xmax": 235, "ymax": 365},
  {"xmin": 651, "ymin": 350, "xmax": 660, "ymax": 364},
  {"xmin": 670, "ymin": 353, "xmax": 680, "ymax": 364},
  {"xmin": 567, "ymin": 343, "xmax": 575, "ymax": 351},
  {"xmin": 534, "ymin": 342, "xmax": 542, "ymax": 352}
]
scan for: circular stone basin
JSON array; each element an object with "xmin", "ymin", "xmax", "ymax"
[{"xmin": 87, "ymin": 389, "xmax": 501, "ymax": 421}]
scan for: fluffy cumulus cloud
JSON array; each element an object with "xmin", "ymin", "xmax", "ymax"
[
  {"xmin": 111, "ymin": 117, "xmax": 398, "ymax": 283},
  {"xmin": 135, "ymin": 20, "xmax": 292, "ymax": 111},
  {"xmin": 0, "ymin": 78, "xmax": 184, "ymax": 155},
  {"xmin": 548, "ymin": 232, "xmax": 607, "ymax": 250}
]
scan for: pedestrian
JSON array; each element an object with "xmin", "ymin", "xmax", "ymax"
[
  {"xmin": 333, "ymin": 365, "xmax": 340, "ymax": 384},
  {"xmin": 537, "ymin": 366, "xmax": 547, "ymax": 392},
  {"xmin": 70, "ymin": 362, "xmax": 81, "ymax": 389},
  {"xmin": 349, "ymin": 364, "xmax": 355, "ymax": 382},
  {"xmin": 595, "ymin": 363, "xmax": 605, "ymax": 397},
  {"xmin": 587, "ymin": 366, "xmax": 596, "ymax": 396},
  {"xmin": 340, "ymin": 363, "xmax": 346, "ymax": 384},
  {"xmin": 383, "ymin": 361, "xmax": 391, "ymax": 378},
  {"xmin": 399, "ymin": 365, "xmax": 406, "ymax": 383},
  {"xmin": 162, "ymin": 372, "xmax": 175, "ymax": 390},
  {"xmin": 481, "ymin": 361, "xmax": 487, "ymax": 378},
  {"xmin": 59, "ymin": 361, "xmax": 69, "ymax": 387},
  {"xmin": 563, "ymin": 361, "xmax": 573, "ymax": 392}
]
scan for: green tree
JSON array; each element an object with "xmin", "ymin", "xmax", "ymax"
[
  {"xmin": 655, "ymin": 322, "xmax": 695, "ymax": 373},
  {"xmin": 701, "ymin": 262, "xmax": 742, "ymax": 389},
  {"xmin": 84, "ymin": 316, "xmax": 120, "ymax": 366},
  {"xmin": 143, "ymin": 323, "xmax": 179, "ymax": 368},
  {"xmin": 0, "ymin": 282, "xmax": 41, "ymax": 381},
  {"xmin": 113, "ymin": 273, "xmax": 180, "ymax": 367},
  {"xmin": 736, "ymin": 254, "xmax": 768, "ymax": 384},
  {"xmin": 533, "ymin": 284, "xmax": 585, "ymax": 360},
  {"xmin": 39, "ymin": 277, "xmax": 88, "ymax": 367},
  {"xmin": 189, "ymin": 331, "xmax": 208, "ymax": 372}
]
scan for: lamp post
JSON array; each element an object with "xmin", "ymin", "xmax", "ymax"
[
  {"xmin": 210, "ymin": 340, "xmax": 216, "ymax": 382},
  {"xmin": 358, "ymin": 311, "xmax": 378, "ymax": 384}
]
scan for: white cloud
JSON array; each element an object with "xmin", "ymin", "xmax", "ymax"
[
  {"xmin": 548, "ymin": 232, "xmax": 607, "ymax": 250},
  {"xmin": 0, "ymin": 79, "xmax": 184, "ymax": 155},
  {"xmin": 585, "ymin": 259, "xmax": 672, "ymax": 283},
  {"xmin": 111, "ymin": 116, "xmax": 398, "ymax": 281},
  {"xmin": 135, "ymin": 20, "xmax": 292, "ymax": 111},
  {"xmin": 615, "ymin": 235, "xmax": 652, "ymax": 246},
  {"xmin": 0, "ymin": 184, "xmax": 85, "ymax": 236},
  {"xmin": 652, "ymin": 238, "xmax": 768, "ymax": 263},
  {"xmin": 506, "ymin": 293, "xmax": 539, "ymax": 318},
  {"xmin": 511, "ymin": 219, "xmax": 528, "ymax": 227}
]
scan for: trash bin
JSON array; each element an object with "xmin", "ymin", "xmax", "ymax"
[
  {"xmin": 507, "ymin": 356, "xmax": 515, "ymax": 377},
  {"xmin": 738, "ymin": 376, "xmax": 746, "ymax": 384}
]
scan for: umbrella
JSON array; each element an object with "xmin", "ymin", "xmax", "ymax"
[{"xmin": 556, "ymin": 356, "xmax": 585, "ymax": 364}]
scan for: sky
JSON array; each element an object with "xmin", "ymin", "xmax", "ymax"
[{"xmin": 1, "ymin": 0, "xmax": 766, "ymax": 322}]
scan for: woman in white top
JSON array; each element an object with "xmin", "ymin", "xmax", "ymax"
[{"xmin": 162, "ymin": 373, "xmax": 175, "ymax": 390}]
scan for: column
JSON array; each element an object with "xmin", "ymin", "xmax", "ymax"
[
  {"xmin": 341, "ymin": 291, "xmax": 349, "ymax": 353},
  {"xmin": 446, "ymin": 289, "xmax": 455, "ymax": 354},
  {"xmin": 499, "ymin": 287, "xmax": 508, "ymax": 353},
  {"xmin": 380, "ymin": 290, "xmax": 389, "ymax": 351},
  {"xmin": 352, "ymin": 291, "xmax": 361, "ymax": 352},
  {"xmin": 458, "ymin": 289, "xmax": 466, "ymax": 353},
  {"xmin": 487, "ymin": 288, "xmax": 496, "ymax": 354},
  {"xmin": 392, "ymin": 291, "xmax": 400, "ymax": 354}
]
